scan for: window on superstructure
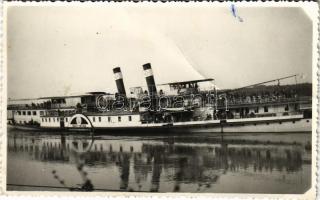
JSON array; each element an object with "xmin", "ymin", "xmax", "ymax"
[
  {"xmin": 254, "ymin": 107, "xmax": 259, "ymax": 113},
  {"xmin": 99, "ymin": 117, "xmax": 101, "ymax": 122},
  {"xmin": 45, "ymin": 118, "xmax": 47, "ymax": 122},
  {"xmin": 22, "ymin": 111, "xmax": 26, "ymax": 115},
  {"xmin": 128, "ymin": 116, "xmax": 132, "ymax": 121},
  {"xmin": 93, "ymin": 117, "xmax": 95, "ymax": 122},
  {"xmin": 57, "ymin": 118, "xmax": 59, "ymax": 122},
  {"xmin": 53, "ymin": 118, "xmax": 55, "ymax": 122},
  {"xmin": 118, "ymin": 116, "xmax": 121, "ymax": 122},
  {"xmin": 264, "ymin": 106, "xmax": 268, "ymax": 113},
  {"xmin": 49, "ymin": 118, "xmax": 51, "ymax": 122},
  {"xmin": 32, "ymin": 111, "xmax": 37, "ymax": 115},
  {"xmin": 17, "ymin": 111, "xmax": 21, "ymax": 115},
  {"xmin": 42, "ymin": 118, "xmax": 44, "ymax": 122},
  {"xmin": 40, "ymin": 111, "xmax": 44, "ymax": 116},
  {"xmin": 27, "ymin": 111, "xmax": 31, "ymax": 115},
  {"xmin": 108, "ymin": 117, "xmax": 111, "ymax": 122},
  {"xmin": 65, "ymin": 118, "xmax": 68, "ymax": 122}
]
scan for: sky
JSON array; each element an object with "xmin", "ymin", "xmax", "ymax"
[{"xmin": 7, "ymin": 5, "xmax": 314, "ymax": 99}]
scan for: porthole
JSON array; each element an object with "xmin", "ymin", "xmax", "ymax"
[
  {"xmin": 292, "ymin": 121, "xmax": 295, "ymax": 124},
  {"xmin": 266, "ymin": 123, "xmax": 269, "ymax": 125},
  {"xmin": 279, "ymin": 121, "xmax": 282, "ymax": 124},
  {"xmin": 306, "ymin": 120, "xmax": 310, "ymax": 123}
]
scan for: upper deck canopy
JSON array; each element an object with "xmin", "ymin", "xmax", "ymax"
[{"xmin": 159, "ymin": 78, "xmax": 214, "ymax": 87}]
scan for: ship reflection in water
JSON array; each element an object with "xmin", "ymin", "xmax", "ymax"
[{"xmin": 7, "ymin": 129, "xmax": 311, "ymax": 193}]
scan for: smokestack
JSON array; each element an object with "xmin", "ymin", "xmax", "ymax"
[
  {"xmin": 143, "ymin": 63, "xmax": 157, "ymax": 96},
  {"xmin": 113, "ymin": 67, "xmax": 126, "ymax": 96}
]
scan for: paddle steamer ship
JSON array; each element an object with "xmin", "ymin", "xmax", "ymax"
[{"xmin": 7, "ymin": 63, "xmax": 312, "ymax": 133}]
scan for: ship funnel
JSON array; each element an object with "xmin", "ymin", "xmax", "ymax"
[
  {"xmin": 142, "ymin": 63, "xmax": 157, "ymax": 96},
  {"xmin": 113, "ymin": 67, "xmax": 126, "ymax": 96}
]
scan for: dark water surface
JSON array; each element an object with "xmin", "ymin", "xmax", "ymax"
[{"xmin": 7, "ymin": 129, "xmax": 311, "ymax": 193}]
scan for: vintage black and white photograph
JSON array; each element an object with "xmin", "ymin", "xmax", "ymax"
[{"xmin": 3, "ymin": 2, "xmax": 318, "ymax": 196}]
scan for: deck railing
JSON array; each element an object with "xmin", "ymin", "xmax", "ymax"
[
  {"xmin": 217, "ymin": 96, "xmax": 311, "ymax": 108},
  {"xmin": 8, "ymin": 96, "xmax": 311, "ymax": 111}
]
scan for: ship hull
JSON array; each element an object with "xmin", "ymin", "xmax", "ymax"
[
  {"xmin": 8, "ymin": 117, "xmax": 312, "ymax": 134},
  {"xmin": 94, "ymin": 118, "xmax": 311, "ymax": 133},
  {"xmin": 186, "ymin": 118, "xmax": 311, "ymax": 133}
]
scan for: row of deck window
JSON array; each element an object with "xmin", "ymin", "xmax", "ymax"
[
  {"xmin": 235, "ymin": 105, "xmax": 290, "ymax": 114},
  {"xmin": 91, "ymin": 116, "xmax": 132, "ymax": 122},
  {"xmin": 41, "ymin": 117, "xmax": 64, "ymax": 123},
  {"xmin": 41, "ymin": 116, "xmax": 133, "ymax": 123},
  {"xmin": 15, "ymin": 110, "xmax": 44, "ymax": 116}
]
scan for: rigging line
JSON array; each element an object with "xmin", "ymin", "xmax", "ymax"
[{"xmin": 229, "ymin": 74, "xmax": 298, "ymax": 92}]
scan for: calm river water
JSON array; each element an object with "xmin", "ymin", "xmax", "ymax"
[{"xmin": 7, "ymin": 128, "xmax": 311, "ymax": 193}]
